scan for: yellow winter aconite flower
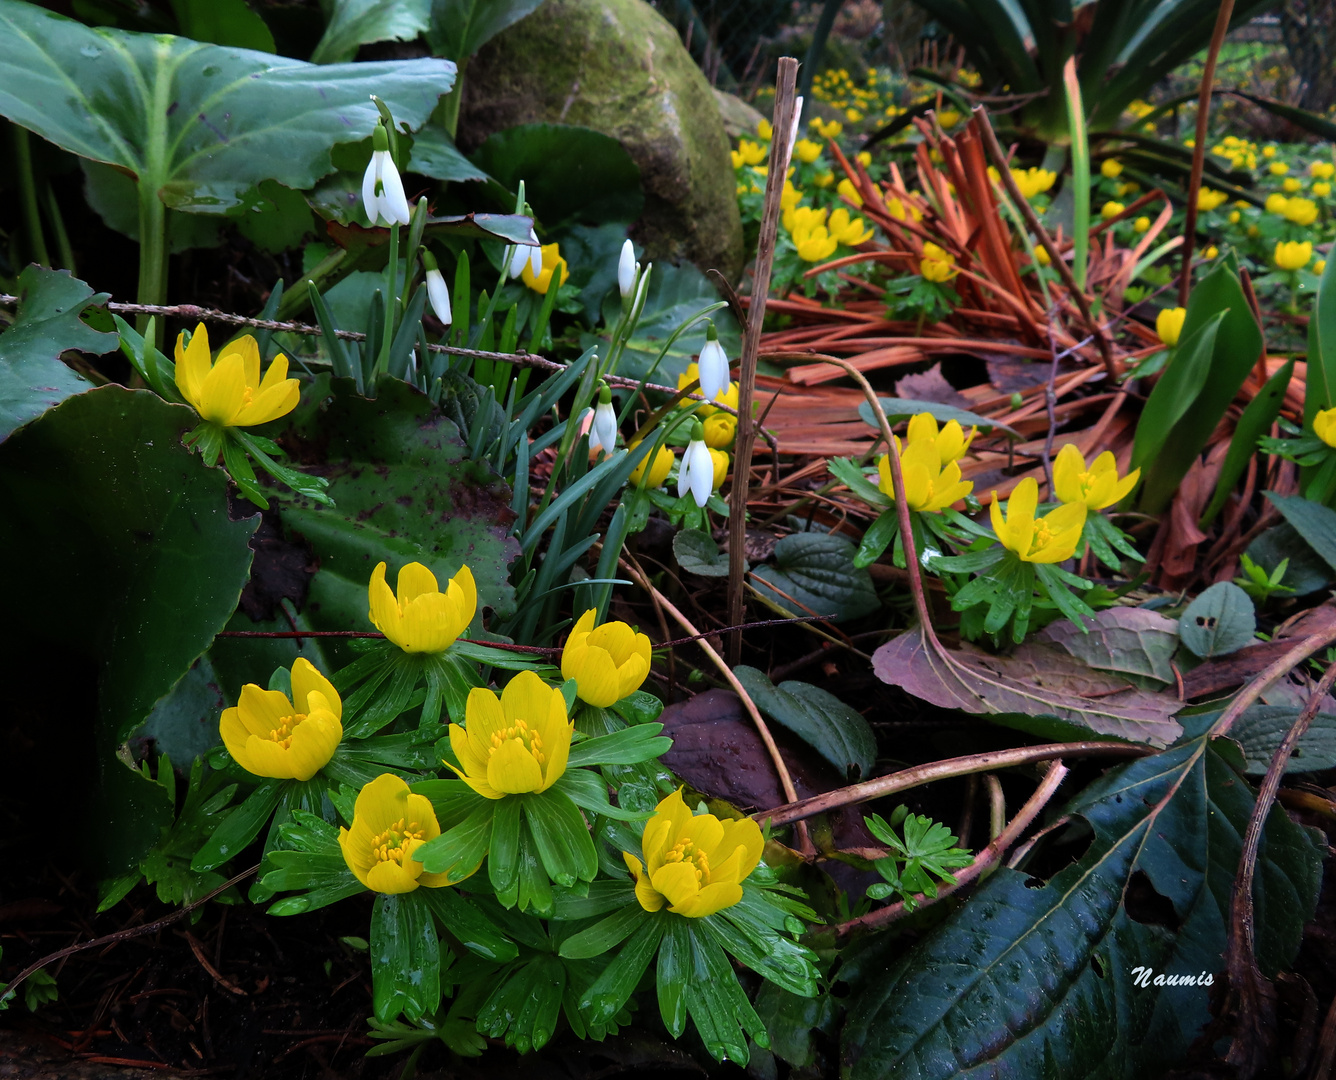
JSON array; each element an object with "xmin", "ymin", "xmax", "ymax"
[
  {"xmin": 702, "ymin": 412, "xmax": 737, "ymax": 448},
  {"xmin": 174, "ymin": 324, "xmax": 300, "ymax": 428},
  {"xmin": 1270, "ymin": 161, "xmax": 1290, "ymax": 176},
  {"xmin": 561, "ymin": 609, "xmax": 652, "ymax": 708},
  {"xmin": 794, "ymin": 224, "xmax": 838, "ymax": 262},
  {"xmin": 837, "ymin": 178, "xmax": 863, "ymax": 206},
  {"xmin": 1283, "ymin": 177, "xmax": 1303, "ymax": 193},
  {"xmin": 1100, "ymin": 200, "xmax": 1125, "ymax": 220},
  {"xmin": 877, "ymin": 437, "xmax": 973, "ymax": 511},
  {"xmin": 448, "ymin": 671, "xmax": 572, "ymax": 799},
  {"xmin": 1197, "ymin": 188, "xmax": 1228, "ymax": 212},
  {"xmin": 338, "ymin": 774, "xmax": 462, "ymax": 894},
  {"xmin": 369, "ymin": 561, "xmax": 476, "ymax": 654},
  {"xmin": 677, "ymin": 363, "xmax": 737, "ymax": 416},
  {"xmin": 905, "ymin": 412, "xmax": 975, "ymax": 465},
  {"xmin": 1133, "ymin": 216, "xmax": 1150, "ymax": 233},
  {"xmin": 1203, "ymin": 245, "xmax": 1218, "ymax": 259},
  {"xmin": 886, "ymin": 196, "xmax": 923, "ymax": 222},
  {"xmin": 809, "ymin": 117, "xmax": 843, "ymax": 139},
  {"xmin": 1157, "ymin": 306, "xmax": 1187, "ymax": 346},
  {"xmin": 1275, "ymin": 240, "xmax": 1313, "ymax": 270},
  {"xmin": 783, "ymin": 203, "xmax": 828, "ymax": 234},
  {"xmin": 845, "ymin": 107, "xmax": 863, "ymax": 123},
  {"xmin": 793, "ymin": 138, "xmax": 822, "ymax": 164},
  {"xmin": 827, "ymin": 207, "xmax": 874, "ymax": 246},
  {"xmin": 1266, "ymin": 193, "xmax": 1289, "ymax": 214},
  {"xmin": 521, "ymin": 243, "xmax": 569, "ymax": 294},
  {"xmin": 856, "ymin": 151, "xmax": 872, "ymax": 168},
  {"xmin": 623, "ymin": 788, "xmax": 763, "ymax": 918},
  {"xmin": 990, "ymin": 478, "xmax": 1086, "ymax": 563},
  {"xmin": 1263, "ymin": 145, "xmax": 1277, "ymax": 158},
  {"xmin": 920, "ymin": 242, "xmax": 957, "ymax": 282},
  {"xmin": 1314, "ymin": 183, "xmax": 1332, "ymax": 198},
  {"xmin": 708, "ymin": 447, "xmax": 729, "ymax": 491},
  {"xmin": 629, "ymin": 441, "xmax": 674, "ymax": 487},
  {"xmin": 1314, "ymin": 406, "xmax": 1336, "ymax": 448},
  {"xmin": 1316, "ymin": 259, "xmax": 1328, "ymax": 276},
  {"xmin": 814, "ymin": 170, "xmax": 835, "ymax": 188},
  {"xmin": 1034, "ymin": 245, "xmax": 1051, "ymax": 266},
  {"xmin": 1100, "ymin": 159, "xmax": 1123, "ymax": 179},
  {"xmin": 1011, "ymin": 167, "xmax": 1057, "ymax": 200},
  {"xmin": 735, "ymin": 139, "xmax": 767, "ymax": 166},
  {"xmin": 220, "ymin": 658, "xmax": 342, "ymax": 781},
  {"xmin": 1283, "ymin": 197, "xmax": 1319, "ymax": 225},
  {"xmin": 1229, "ymin": 210, "xmax": 1242, "ymax": 223},
  {"xmin": 756, "ymin": 119, "xmax": 772, "ymax": 141},
  {"xmin": 937, "ymin": 108, "xmax": 960, "ymax": 128},
  {"xmin": 1311, "ymin": 161, "xmax": 1335, "ymax": 179},
  {"xmin": 1052, "ymin": 444, "xmax": 1140, "ymax": 510}
]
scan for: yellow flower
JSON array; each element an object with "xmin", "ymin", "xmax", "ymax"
[
  {"xmin": 220, "ymin": 658, "xmax": 342, "ymax": 781},
  {"xmin": 780, "ymin": 180, "xmax": 802, "ymax": 210},
  {"xmin": 1197, "ymin": 187, "xmax": 1227, "ymax": 212},
  {"xmin": 757, "ymin": 119, "xmax": 773, "ymax": 141},
  {"xmin": 1283, "ymin": 197, "xmax": 1319, "ymax": 225},
  {"xmin": 1011, "ymin": 167, "xmax": 1057, "ymax": 200},
  {"xmin": 677, "ymin": 363, "xmax": 737, "ymax": 416},
  {"xmin": 174, "ymin": 324, "xmax": 299, "ymax": 428},
  {"xmin": 1316, "ymin": 259, "xmax": 1328, "ymax": 276},
  {"xmin": 1100, "ymin": 159, "xmax": 1123, "ymax": 179},
  {"xmin": 810, "ymin": 117, "xmax": 843, "ymax": 139},
  {"xmin": 1034, "ymin": 244, "xmax": 1051, "ymax": 266},
  {"xmin": 1283, "ymin": 177, "xmax": 1303, "ymax": 193},
  {"xmin": 561, "ymin": 609, "xmax": 652, "ymax": 708},
  {"xmin": 989, "ymin": 477, "xmax": 1087, "ymax": 563},
  {"xmin": 793, "ymin": 138, "xmax": 822, "ymax": 164},
  {"xmin": 1313, "ymin": 406, "xmax": 1336, "ymax": 448},
  {"xmin": 877, "ymin": 437, "xmax": 972, "ymax": 511},
  {"xmin": 837, "ymin": 177, "xmax": 863, "ymax": 206},
  {"xmin": 1100, "ymin": 200, "xmax": 1125, "ymax": 220},
  {"xmin": 735, "ymin": 139, "xmax": 767, "ymax": 166},
  {"xmin": 1310, "ymin": 161, "xmax": 1335, "ymax": 180},
  {"xmin": 338, "ymin": 774, "xmax": 463, "ymax": 894},
  {"xmin": 814, "ymin": 170, "xmax": 835, "ymax": 188},
  {"xmin": 1156, "ymin": 306, "xmax": 1186, "ymax": 346},
  {"xmin": 1270, "ymin": 161, "xmax": 1289, "ymax": 175},
  {"xmin": 520, "ymin": 243, "xmax": 569, "ymax": 294},
  {"xmin": 827, "ymin": 207, "xmax": 873, "ymax": 246},
  {"xmin": 1266, "ymin": 193, "xmax": 1289, "ymax": 214},
  {"xmin": 1314, "ymin": 183, "xmax": 1332, "ymax": 197},
  {"xmin": 905, "ymin": 412, "xmax": 975, "ymax": 464},
  {"xmin": 1118, "ymin": 181, "xmax": 1140, "ymax": 198},
  {"xmin": 702, "ymin": 412, "xmax": 736, "ymax": 448},
  {"xmin": 793, "ymin": 223, "xmax": 838, "ymax": 262},
  {"xmin": 845, "ymin": 107, "xmax": 863, "ymax": 123},
  {"xmin": 1203, "ymin": 245, "xmax": 1218, "ymax": 259},
  {"xmin": 887, "ymin": 196, "xmax": 923, "ymax": 222},
  {"xmin": 623, "ymin": 788, "xmax": 763, "ymax": 918},
  {"xmin": 937, "ymin": 108, "xmax": 960, "ymax": 128},
  {"xmin": 368, "ymin": 561, "xmax": 476, "ymax": 654},
  {"xmin": 1263, "ymin": 145, "xmax": 1277, "ymax": 158},
  {"xmin": 1275, "ymin": 240, "xmax": 1313, "ymax": 270},
  {"xmin": 1133, "ymin": 216, "xmax": 1150, "ymax": 233},
  {"xmin": 448, "ymin": 671, "xmax": 572, "ymax": 799},
  {"xmin": 1052, "ymin": 444, "xmax": 1139, "ymax": 510},
  {"xmin": 729, "ymin": 150, "xmax": 744, "ymax": 170},
  {"xmin": 783, "ymin": 203, "xmax": 828, "ymax": 235},
  {"xmin": 920, "ymin": 242, "xmax": 957, "ymax": 282},
  {"xmin": 629, "ymin": 441, "xmax": 674, "ymax": 487},
  {"xmin": 1228, "ymin": 210, "xmax": 1241, "ymax": 223},
  {"xmin": 856, "ymin": 151, "xmax": 872, "ymax": 168},
  {"xmin": 708, "ymin": 447, "xmax": 729, "ymax": 491}
]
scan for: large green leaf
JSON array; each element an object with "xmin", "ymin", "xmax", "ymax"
[
  {"xmin": 841, "ymin": 717, "xmax": 1323, "ymax": 1079},
  {"xmin": 275, "ymin": 378, "xmax": 519, "ymax": 642},
  {"xmin": 310, "ymin": 0, "xmax": 432, "ymax": 65},
  {"xmin": 733, "ymin": 666, "xmax": 876, "ymax": 779},
  {"xmin": 170, "ymin": 0, "xmax": 275, "ymax": 52},
  {"xmin": 1305, "ymin": 241, "xmax": 1336, "ymax": 424},
  {"xmin": 1265, "ymin": 492, "xmax": 1336, "ymax": 576},
  {"xmin": 0, "ymin": 1, "xmax": 454, "ymax": 214},
  {"xmin": 751, "ymin": 533, "xmax": 880, "ymax": 623},
  {"xmin": 470, "ymin": 123, "xmax": 642, "ymax": 230},
  {"xmin": 427, "ymin": 0, "xmax": 547, "ymax": 59},
  {"xmin": 0, "ymin": 265, "xmax": 115, "ymax": 443}
]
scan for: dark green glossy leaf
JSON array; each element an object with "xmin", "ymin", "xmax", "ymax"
[
  {"xmin": 1179, "ymin": 581, "xmax": 1256, "ymax": 658},
  {"xmin": 552, "ymin": 767, "xmax": 654, "ymax": 822},
  {"xmin": 415, "ymin": 800, "xmax": 493, "ymax": 878},
  {"xmin": 426, "ymin": 0, "xmax": 546, "ymax": 59},
  {"xmin": 751, "ymin": 533, "xmax": 880, "ymax": 622},
  {"xmin": 1226, "ymin": 706, "xmax": 1336, "ymax": 776},
  {"xmin": 370, "ymin": 891, "xmax": 441, "ymax": 1022},
  {"xmin": 578, "ymin": 916, "xmax": 665, "ymax": 1025},
  {"xmin": 1200, "ymin": 357, "xmax": 1294, "ymax": 528},
  {"xmin": 1130, "ymin": 311, "xmax": 1224, "ymax": 475},
  {"xmin": 1306, "ymin": 239, "xmax": 1336, "ymax": 423},
  {"xmin": 408, "ymin": 126, "xmax": 490, "ymax": 184},
  {"xmin": 558, "ymin": 903, "xmax": 648, "ymax": 959},
  {"xmin": 478, "ymin": 955, "xmax": 566, "ymax": 1053},
  {"xmin": 733, "ymin": 665, "xmax": 876, "ymax": 779},
  {"xmin": 524, "ymin": 790, "xmax": 598, "ymax": 887},
  {"xmin": 673, "ymin": 527, "xmax": 731, "ymax": 577},
  {"xmin": 489, "ymin": 795, "xmax": 523, "ymax": 903},
  {"xmin": 657, "ymin": 917, "xmax": 690, "ymax": 1037},
  {"xmin": 417, "ymin": 887, "xmax": 518, "ymax": 962},
  {"xmin": 310, "ymin": 0, "xmax": 430, "ymax": 64},
  {"xmin": 1266, "ymin": 491, "xmax": 1336, "ymax": 575},
  {"xmin": 550, "ymin": 879, "xmax": 637, "ymax": 921},
  {"xmin": 566, "ymin": 724, "xmax": 672, "ymax": 769},
  {"xmin": 0, "ymin": 265, "xmax": 113, "ymax": 442}
]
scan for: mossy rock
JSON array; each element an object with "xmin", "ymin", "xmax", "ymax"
[{"xmin": 457, "ymin": 0, "xmax": 743, "ymax": 277}]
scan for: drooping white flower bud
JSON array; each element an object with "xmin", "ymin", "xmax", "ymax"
[
  {"xmin": 589, "ymin": 383, "xmax": 618, "ymax": 455},
  {"xmin": 421, "ymin": 249, "xmax": 451, "ymax": 326},
  {"xmin": 785, "ymin": 95, "xmax": 804, "ymax": 168},
  {"xmin": 678, "ymin": 421, "xmax": 714, "ymax": 508},
  {"xmin": 361, "ymin": 124, "xmax": 411, "ymax": 227},
  {"xmin": 618, "ymin": 239, "xmax": 637, "ymax": 299},
  {"xmin": 697, "ymin": 322, "xmax": 730, "ymax": 402}
]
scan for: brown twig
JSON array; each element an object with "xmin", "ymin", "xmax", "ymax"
[
  {"xmin": 832, "ymin": 760, "xmax": 1069, "ymax": 938},
  {"xmin": 1223, "ymin": 657, "xmax": 1336, "ymax": 1072},
  {"xmin": 0, "ymin": 865, "xmax": 258, "ymax": 1006},
  {"xmin": 753, "ymin": 742, "xmax": 1148, "ymax": 827},
  {"xmin": 1178, "ymin": 0, "xmax": 1236, "ymax": 306},
  {"xmin": 972, "ymin": 106, "xmax": 1119, "ymax": 381},
  {"xmin": 729, "ymin": 58, "xmax": 800, "ymax": 666},
  {"xmin": 619, "ymin": 556, "xmax": 813, "ymax": 855},
  {"xmin": 1209, "ymin": 627, "xmax": 1336, "ymax": 738}
]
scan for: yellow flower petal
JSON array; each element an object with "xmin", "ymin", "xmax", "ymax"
[
  {"xmin": 290, "ymin": 657, "xmax": 341, "ymax": 721},
  {"xmin": 486, "ymin": 736, "xmax": 545, "ymax": 794}
]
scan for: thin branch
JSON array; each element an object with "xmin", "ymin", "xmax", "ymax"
[{"xmin": 1209, "ymin": 627, "xmax": 1336, "ymax": 738}]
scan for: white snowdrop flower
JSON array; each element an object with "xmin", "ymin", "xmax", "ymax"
[
  {"xmin": 678, "ymin": 423, "xmax": 714, "ymax": 508},
  {"xmin": 696, "ymin": 322, "xmax": 730, "ymax": 402},
  {"xmin": 618, "ymin": 239, "xmax": 638, "ymax": 299},
  {"xmin": 421, "ymin": 250, "xmax": 452, "ymax": 326},
  {"xmin": 589, "ymin": 384, "xmax": 618, "ymax": 454},
  {"xmin": 361, "ymin": 124, "xmax": 411, "ymax": 227}
]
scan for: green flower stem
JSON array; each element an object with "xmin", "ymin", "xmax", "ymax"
[
  {"xmin": 136, "ymin": 56, "xmax": 175, "ymax": 345},
  {"xmin": 439, "ymin": 57, "xmax": 468, "ymax": 140},
  {"xmin": 43, "ymin": 183, "xmax": 76, "ymax": 276},
  {"xmin": 376, "ymin": 222, "xmax": 401, "ymax": 377},
  {"xmin": 12, "ymin": 126, "xmax": 49, "ymax": 268},
  {"xmin": 277, "ymin": 248, "xmax": 348, "ymax": 319}
]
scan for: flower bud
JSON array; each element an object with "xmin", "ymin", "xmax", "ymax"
[
  {"xmin": 679, "ymin": 421, "xmax": 713, "ymax": 508},
  {"xmin": 618, "ymin": 239, "xmax": 637, "ymax": 299},
  {"xmin": 421, "ymin": 249, "xmax": 451, "ymax": 326},
  {"xmin": 697, "ymin": 323, "xmax": 730, "ymax": 401}
]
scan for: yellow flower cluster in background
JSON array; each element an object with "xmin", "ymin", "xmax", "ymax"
[{"xmin": 920, "ymin": 242, "xmax": 958, "ymax": 282}]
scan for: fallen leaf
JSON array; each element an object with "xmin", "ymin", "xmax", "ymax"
[
  {"xmin": 894, "ymin": 364, "xmax": 970, "ymax": 408},
  {"xmin": 1040, "ymin": 606, "xmax": 1179, "ymax": 687}
]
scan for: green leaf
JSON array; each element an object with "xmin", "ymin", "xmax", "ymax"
[
  {"xmin": 310, "ymin": 0, "xmax": 431, "ymax": 64},
  {"xmin": 857, "ymin": 398, "xmax": 1020, "ymax": 437},
  {"xmin": 854, "ymin": 508, "xmax": 899, "ymax": 568},
  {"xmin": 553, "ymin": 767, "xmax": 655, "ymax": 822},
  {"xmin": 408, "ymin": 126, "xmax": 490, "ymax": 183},
  {"xmin": 489, "ymin": 796, "xmax": 523, "ymax": 903},
  {"xmin": 1246, "ymin": 523, "xmax": 1333, "ymax": 596},
  {"xmin": 260, "ymin": 851, "xmax": 363, "ymax": 914},
  {"xmin": 566, "ymin": 725, "xmax": 672, "ymax": 768},
  {"xmin": 370, "ymin": 891, "xmax": 441, "ymax": 1023},
  {"xmin": 170, "ymin": 0, "xmax": 275, "ymax": 51},
  {"xmin": 673, "ymin": 528, "xmax": 732, "ymax": 577},
  {"xmin": 579, "ymin": 917, "xmax": 665, "ymax": 1025},
  {"xmin": 274, "ymin": 378, "xmax": 519, "ymax": 653},
  {"xmin": 470, "ymin": 123, "xmax": 642, "ymax": 229},
  {"xmin": 755, "ymin": 982, "xmax": 836, "ymax": 1070},
  {"xmin": 0, "ymin": 266, "xmax": 114, "ymax": 442},
  {"xmin": 1225, "ymin": 706, "xmax": 1336, "ymax": 776},
  {"xmin": 1178, "ymin": 581, "xmax": 1256, "ymax": 659},
  {"xmin": 840, "ymin": 723, "xmax": 1323, "ymax": 1079},
  {"xmin": 523, "ymin": 790, "xmax": 598, "ymax": 887},
  {"xmin": 0, "ymin": 2, "xmax": 454, "ymax": 215},
  {"xmin": 415, "ymin": 800, "xmax": 493, "ymax": 878},
  {"xmin": 550, "ymin": 879, "xmax": 637, "ymax": 921},
  {"xmin": 1265, "ymin": 492, "xmax": 1336, "ymax": 576},
  {"xmin": 656, "ymin": 917, "xmax": 691, "ymax": 1037},
  {"xmin": 193, "ymin": 780, "xmax": 286, "ymax": 871},
  {"xmin": 426, "ymin": 0, "xmax": 546, "ymax": 59},
  {"xmin": 558, "ymin": 903, "xmax": 648, "ymax": 959},
  {"xmin": 679, "ymin": 921, "xmax": 768, "ymax": 1063},
  {"xmin": 1130, "ymin": 310, "xmax": 1225, "ymax": 475},
  {"xmin": 1200, "ymin": 357, "xmax": 1294, "ymax": 528},
  {"xmin": 828, "ymin": 456, "xmax": 889, "ymax": 509},
  {"xmin": 733, "ymin": 666, "xmax": 876, "ymax": 779},
  {"xmin": 1306, "ymin": 239, "xmax": 1336, "ymax": 424},
  {"xmin": 417, "ymin": 887, "xmax": 518, "ymax": 962},
  {"xmin": 477, "ymin": 954, "xmax": 566, "ymax": 1053},
  {"xmin": 751, "ymin": 533, "xmax": 880, "ymax": 623}
]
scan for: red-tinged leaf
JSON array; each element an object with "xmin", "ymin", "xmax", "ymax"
[
  {"xmin": 1039, "ymin": 607, "xmax": 1180, "ymax": 687},
  {"xmin": 871, "ymin": 625, "xmax": 1182, "ymax": 746}
]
